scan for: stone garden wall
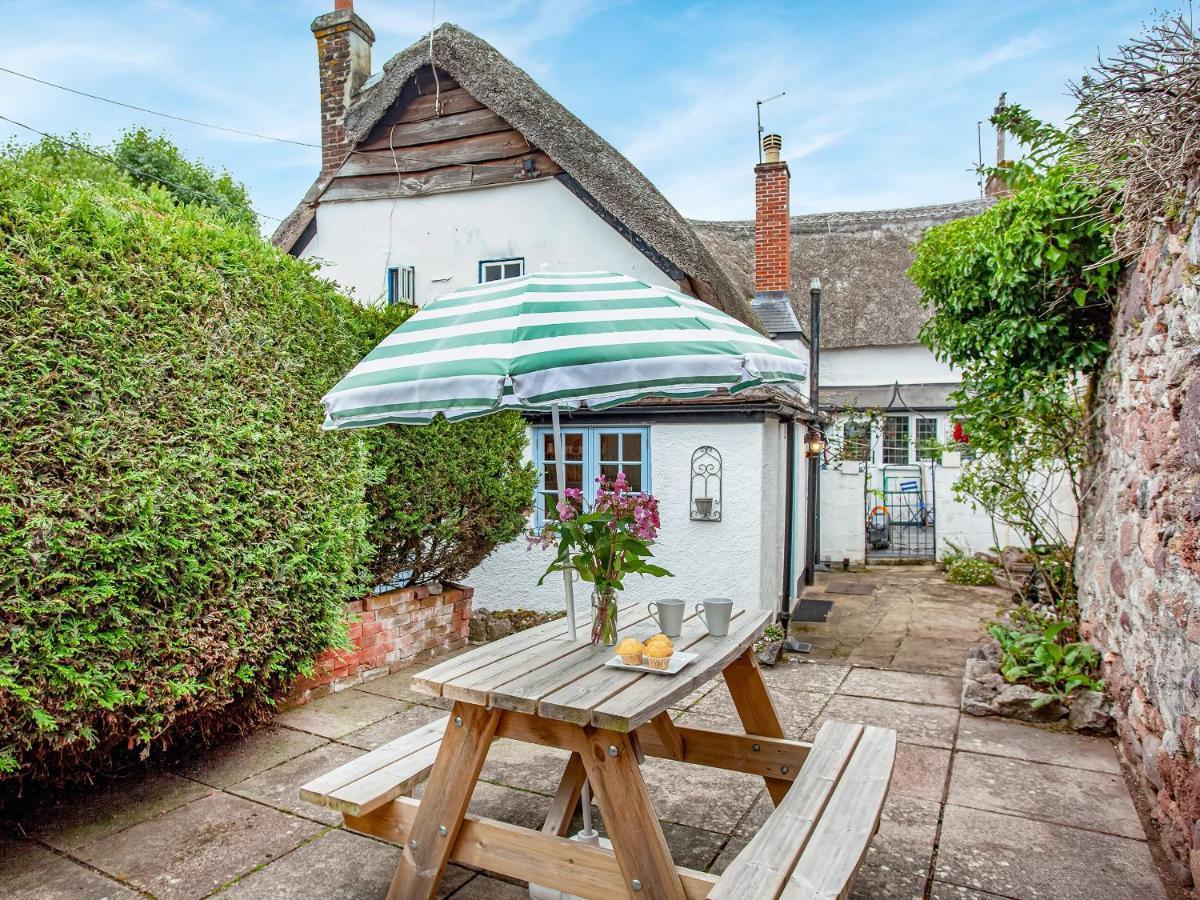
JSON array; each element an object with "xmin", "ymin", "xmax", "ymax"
[
  {"xmin": 1076, "ymin": 180, "xmax": 1200, "ymax": 886},
  {"xmin": 283, "ymin": 583, "xmax": 473, "ymax": 705}
]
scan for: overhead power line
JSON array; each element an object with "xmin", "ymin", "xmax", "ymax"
[
  {"xmin": 0, "ymin": 64, "xmax": 321, "ymax": 149},
  {"xmin": 0, "ymin": 63, "xmax": 533, "ymax": 174},
  {"xmin": 0, "ymin": 113, "xmax": 283, "ymax": 222}
]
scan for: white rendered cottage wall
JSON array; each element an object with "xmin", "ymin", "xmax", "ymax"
[
  {"xmin": 819, "ymin": 344, "xmax": 959, "ymax": 388},
  {"xmin": 303, "ymin": 179, "xmax": 679, "ymax": 306},
  {"xmin": 933, "ymin": 456, "xmax": 1078, "ymax": 557},
  {"xmin": 759, "ymin": 421, "xmax": 785, "ymax": 610},
  {"xmin": 467, "ymin": 419, "xmax": 788, "ymax": 615}
]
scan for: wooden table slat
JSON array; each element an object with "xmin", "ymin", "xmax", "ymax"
[
  {"xmin": 328, "ymin": 741, "xmax": 443, "ymax": 816},
  {"xmin": 708, "ymin": 719, "xmax": 865, "ymax": 900},
  {"xmin": 782, "ymin": 725, "xmax": 896, "ymax": 900},
  {"xmin": 486, "ymin": 608, "xmax": 685, "ymax": 713},
  {"xmin": 589, "ymin": 609, "xmax": 771, "ymax": 732},
  {"xmin": 411, "ymin": 599, "xmax": 640, "ymax": 696},
  {"xmin": 441, "ymin": 604, "xmax": 658, "ymax": 705},
  {"xmin": 537, "ymin": 608, "xmax": 748, "ymax": 727},
  {"xmin": 299, "ymin": 716, "xmax": 448, "ymax": 803}
]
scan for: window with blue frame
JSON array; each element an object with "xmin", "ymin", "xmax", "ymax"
[{"xmin": 532, "ymin": 426, "xmax": 651, "ymax": 525}]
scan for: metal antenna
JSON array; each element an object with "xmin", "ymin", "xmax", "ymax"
[{"xmin": 756, "ymin": 92, "xmax": 786, "ymax": 163}]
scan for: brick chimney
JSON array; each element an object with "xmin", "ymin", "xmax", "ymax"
[
  {"xmin": 755, "ymin": 133, "xmax": 790, "ymax": 295},
  {"xmin": 750, "ymin": 134, "xmax": 803, "ymax": 337},
  {"xmin": 311, "ymin": 0, "xmax": 375, "ymax": 177}
]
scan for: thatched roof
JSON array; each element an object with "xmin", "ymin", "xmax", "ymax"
[
  {"xmin": 691, "ymin": 200, "xmax": 991, "ymax": 349},
  {"xmin": 274, "ymin": 23, "xmax": 759, "ymax": 330}
]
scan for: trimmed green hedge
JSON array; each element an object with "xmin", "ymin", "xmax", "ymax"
[
  {"xmin": 0, "ymin": 141, "xmax": 404, "ymax": 784},
  {"xmin": 1, "ymin": 137, "xmax": 535, "ymax": 787}
]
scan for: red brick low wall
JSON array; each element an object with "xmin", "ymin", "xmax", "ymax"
[{"xmin": 284, "ymin": 582, "xmax": 472, "ymax": 706}]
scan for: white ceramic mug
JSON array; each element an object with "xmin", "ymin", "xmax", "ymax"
[
  {"xmin": 696, "ymin": 598, "xmax": 734, "ymax": 637},
  {"xmin": 647, "ymin": 599, "xmax": 686, "ymax": 638}
]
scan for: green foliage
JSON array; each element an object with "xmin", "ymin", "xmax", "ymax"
[
  {"xmin": 940, "ymin": 540, "xmax": 968, "ymax": 565},
  {"xmin": 988, "ymin": 617, "xmax": 1102, "ymax": 707},
  {"xmin": 363, "ymin": 413, "xmax": 536, "ymax": 587},
  {"xmin": 910, "ymin": 104, "xmax": 1120, "ymax": 560},
  {"xmin": 945, "ymin": 557, "xmax": 996, "ymax": 586},
  {"xmin": 111, "ymin": 127, "xmax": 258, "ymax": 230},
  {"xmin": 912, "ymin": 106, "xmax": 1118, "ymax": 404},
  {"xmin": 0, "ymin": 138, "xmax": 398, "ymax": 785},
  {"xmin": 536, "ymin": 479, "xmax": 670, "ymax": 641}
]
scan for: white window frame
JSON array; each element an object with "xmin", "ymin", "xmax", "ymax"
[
  {"xmin": 387, "ymin": 265, "xmax": 415, "ymax": 305},
  {"xmin": 532, "ymin": 426, "xmax": 652, "ymax": 526},
  {"xmin": 479, "ymin": 257, "xmax": 525, "ymax": 283},
  {"xmin": 860, "ymin": 413, "xmax": 946, "ymax": 465}
]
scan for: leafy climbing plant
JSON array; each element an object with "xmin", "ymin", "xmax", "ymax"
[{"xmin": 910, "ymin": 104, "xmax": 1121, "ymax": 576}]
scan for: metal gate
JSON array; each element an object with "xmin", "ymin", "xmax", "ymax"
[{"xmin": 865, "ymin": 466, "xmax": 936, "ymax": 560}]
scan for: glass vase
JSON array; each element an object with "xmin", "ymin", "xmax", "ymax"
[{"xmin": 591, "ymin": 587, "xmax": 619, "ymax": 646}]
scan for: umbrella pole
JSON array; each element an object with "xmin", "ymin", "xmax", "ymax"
[
  {"xmin": 550, "ymin": 404, "xmax": 596, "ymax": 841},
  {"xmin": 550, "ymin": 403, "xmax": 577, "ymax": 642}
]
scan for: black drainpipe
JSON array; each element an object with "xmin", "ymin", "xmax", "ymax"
[
  {"xmin": 804, "ymin": 277, "xmax": 822, "ymax": 586},
  {"xmin": 780, "ymin": 415, "xmax": 796, "ymax": 630}
]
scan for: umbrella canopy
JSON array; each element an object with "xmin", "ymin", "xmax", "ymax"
[{"xmin": 321, "ymin": 272, "xmax": 807, "ymax": 430}]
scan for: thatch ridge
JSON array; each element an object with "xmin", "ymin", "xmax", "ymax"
[{"xmin": 691, "ymin": 199, "xmax": 993, "ymax": 348}]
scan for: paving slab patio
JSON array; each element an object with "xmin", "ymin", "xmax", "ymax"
[
  {"xmin": 73, "ymin": 791, "xmax": 321, "ymax": 900},
  {"xmin": 934, "ymin": 804, "xmax": 1168, "ymax": 899},
  {"xmin": 0, "ymin": 837, "xmax": 139, "ymax": 900},
  {"xmin": 0, "ymin": 569, "xmax": 1176, "ymax": 899}
]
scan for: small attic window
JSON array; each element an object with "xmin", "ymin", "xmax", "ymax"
[
  {"xmin": 387, "ymin": 266, "xmax": 415, "ymax": 305},
  {"xmin": 480, "ymin": 258, "xmax": 524, "ymax": 283}
]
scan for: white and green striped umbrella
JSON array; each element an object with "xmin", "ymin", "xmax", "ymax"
[{"xmin": 322, "ymin": 271, "xmax": 807, "ymax": 430}]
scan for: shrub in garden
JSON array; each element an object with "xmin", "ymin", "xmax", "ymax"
[
  {"xmin": 945, "ymin": 557, "xmax": 996, "ymax": 586},
  {"xmin": 362, "ymin": 414, "xmax": 536, "ymax": 587},
  {"xmin": 0, "ymin": 138, "xmax": 403, "ymax": 786}
]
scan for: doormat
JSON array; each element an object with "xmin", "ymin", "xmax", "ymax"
[
  {"xmin": 824, "ymin": 581, "xmax": 876, "ymax": 596},
  {"xmin": 791, "ymin": 598, "xmax": 834, "ymax": 622}
]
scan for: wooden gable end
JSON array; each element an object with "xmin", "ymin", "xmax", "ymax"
[{"xmin": 321, "ymin": 65, "xmax": 562, "ymax": 203}]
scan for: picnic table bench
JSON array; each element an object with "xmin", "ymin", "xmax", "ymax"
[{"xmin": 301, "ymin": 601, "xmax": 896, "ymax": 899}]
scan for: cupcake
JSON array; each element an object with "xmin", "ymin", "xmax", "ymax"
[
  {"xmin": 645, "ymin": 641, "xmax": 674, "ymax": 671},
  {"xmin": 616, "ymin": 637, "xmax": 645, "ymax": 666},
  {"xmin": 645, "ymin": 635, "xmax": 673, "ymax": 656}
]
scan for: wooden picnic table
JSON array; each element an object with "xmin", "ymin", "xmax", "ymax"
[
  {"xmin": 369, "ymin": 600, "xmax": 779, "ymax": 898},
  {"xmin": 306, "ymin": 599, "xmax": 895, "ymax": 899}
]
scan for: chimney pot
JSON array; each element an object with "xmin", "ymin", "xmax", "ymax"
[
  {"xmin": 762, "ymin": 133, "xmax": 782, "ymax": 164},
  {"xmin": 335, "ymin": 0, "xmax": 353, "ymax": 9}
]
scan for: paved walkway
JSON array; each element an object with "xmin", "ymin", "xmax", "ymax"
[{"xmin": 2, "ymin": 569, "xmax": 1174, "ymax": 899}]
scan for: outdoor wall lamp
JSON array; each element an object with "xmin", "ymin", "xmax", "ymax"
[{"xmin": 805, "ymin": 431, "xmax": 827, "ymax": 459}]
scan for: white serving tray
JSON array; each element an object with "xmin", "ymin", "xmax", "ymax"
[{"xmin": 604, "ymin": 650, "xmax": 698, "ymax": 676}]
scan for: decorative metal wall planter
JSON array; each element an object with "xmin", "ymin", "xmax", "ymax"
[{"xmin": 690, "ymin": 446, "xmax": 722, "ymax": 521}]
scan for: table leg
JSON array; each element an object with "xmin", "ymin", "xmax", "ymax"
[
  {"xmin": 542, "ymin": 751, "xmax": 586, "ymax": 837},
  {"xmin": 386, "ymin": 702, "xmax": 500, "ymax": 900},
  {"xmin": 723, "ymin": 647, "xmax": 790, "ymax": 805},
  {"xmin": 579, "ymin": 729, "xmax": 686, "ymax": 900}
]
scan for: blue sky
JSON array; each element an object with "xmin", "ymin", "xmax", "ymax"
[{"xmin": 0, "ymin": 0, "xmax": 1159, "ymax": 231}]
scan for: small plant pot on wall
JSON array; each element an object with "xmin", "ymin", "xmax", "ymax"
[{"xmin": 690, "ymin": 446, "xmax": 722, "ymax": 521}]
